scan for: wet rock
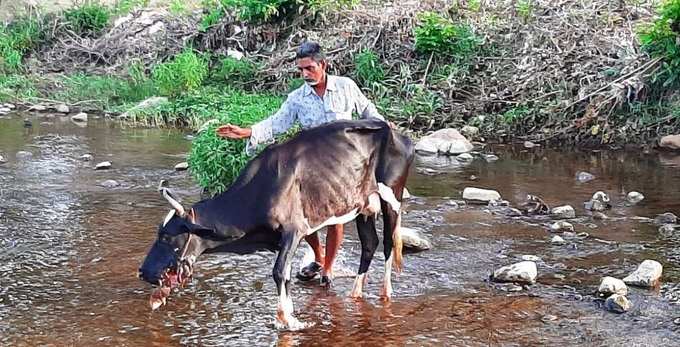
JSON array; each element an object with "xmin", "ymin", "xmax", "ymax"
[
  {"xmin": 521, "ymin": 194, "xmax": 550, "ymax": 215},
  {"xmin": 23, "ymin": 119, "xmax": 32, "ymax": 127},
  {"xmin": 0, "ymin": 154, "xmax": 6, "ymax": 164},
  {"xmin": 184, "ymin": 134, "xmax": 195, "ymax": 141},
  {"xmin": 605, "ymin": 294, "xmax": 631, "ymax": 313},
  {"xmin": 0, "ymin": 107, "xmax": 10, "ymax": 115},
  {"xmin": 623, "ymin": 259, "xmax": 663, "ymax": 287},
  {"xmin": 576, "ymin": 171, "xmax": 595, "ymax": 183},
  {"xmin": 626, "ymin": 191, "xmax": 644, "ymax": 204},
  {"xmin": 71, "ymin": 112, "xmax": 88, "ymax": 122},
  {"xmin": 492, "ymin": 261, "xmax": 537, "ymax": 284},
  {"xmin": 99, "ymin": 179, "xmax": 120, "ymax": 188},
  {"xmin": 520, "ymin": 255, "xmax": 541, "ymax": 262},
  {"xmin": 551, "ymin": 235, "xmax": 566, "ymax": 245},
  {"xmin": 4, "ymin": 103, "xmax": 16, "ymax": 109},
  {"xmin": 463, "ymin": 187, "xmax": 501, "ymax": 203},
  {"xmin": 95, "ymin": 161, "xmax": 112, "ymax": 170},
  {"xmin": 658, "ymin": 224, "xmax": 677, "ymax": 233},
  {"xmin": 488, "ymin": 199, "xmax": 510, "ymax": 207},
  {"xmin": 584, "ymin": 191, "xmax": 611, "ymax": 211},
  {"xmin": 29, "ymin": 104, "xmax": 47, "ymax": 111},
  {"xmin": 174, "ymin": 162, "xmax": 189, "ymax": 171},
  {"xmin": 55, "ymin": 104, "xmax": 70, "ymax": 113},
  {"xmin": 415, "ymin": 129, "xmax": 473, "ymax": 155},
  {"xmin": 659, "ymin": 134, "xmax": 680, "ymax": 150},
  {"xmin": 598, "ymin": 277, "xmax": 628, "ymax": 296},
  {"xmin": 469, "ymin": 174, "xmax": 477, "ymax": 180},
  {"xmin": 654, "ymin": 212, "xmax": 677, "ymax": 225},
  {"xmin": 460, "ymin": 125, "xmax": 479, "ymax": 138},
  {"xmin": 550, "ymin": 221, "xmax": 574, "ymax": 233},
  {"xmin": 80, "ymin": 154, "xmax": 93, "ymax": 161},
  {"xmin": 16, "ymin": 151, "xmax": 33, "ymax": 159},
  {"xmin": 456, "ymin": 153, "xmax": 474, "ymax": 161},
  {"xmin": 551, "ymin": 205, "xmax": 576, "ymax": 219},
  {"xmin": 524, "ymin": 141, "xmax": 539, "ymax": 149},
  {"xmin": 400, "ymin": 227, "xmax": 432, "ymax": 252},
  {"xmin": 483, "ymin": 154, "xmax": 499, "ymax": 162},
  {"xmin": 592, "ymin": 212, "xmax": 608, "ymax": 220}
]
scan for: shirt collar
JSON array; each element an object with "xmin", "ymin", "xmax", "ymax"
[{"xmin": 302, "ymin": 74, "xmax": 337, "ymax": 96}]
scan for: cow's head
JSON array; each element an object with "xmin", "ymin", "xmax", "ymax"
[{"xmin": 138, "ymin": 185, "xmax": 211, "ymax": 309}]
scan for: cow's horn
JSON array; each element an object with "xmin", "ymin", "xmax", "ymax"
[{"xmin": 158, "ymin": 181, "xmax": 186, "ymax": 217}]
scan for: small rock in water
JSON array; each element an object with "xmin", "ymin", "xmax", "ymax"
[
  {"xmin": 29, "ymin": 104, "xmax": 47, "ymax": 111},
  {"xmin": 457, "ymin": 153, "xmax": 474, "ymax": 161},
  {"xmin": 16, "ymin": 151, "xmax": 33, "ymax": 159},
  {"xmin": 174, "ymin": 162, "xmax": 189, "ymax": 171},
  {"xmin": 488, "ymin": 199, "xmax": 510, "ymax": 207},
  {"xmin": 626, "ymin": 191, "xmax": 644, "ymax": 204},
  {"xmin": 520, "ymin": 255, "xmax": 541, "ymax": 262},
  {"xmin": 95, "ymin": 161, "xmax": 112, "ymax": 170},
  {"xmin": 524, "ymin": 141, "xmax": 539, "ymax": 149},
  {"xmin": 469, "ymin": 175, "xmax": 477, "ymax": 180},
  {"xmin": 585, "ymin": 191, "xmax": 611, "ymax": 211},
  {"xmin": 0, "ymin": 107, "xmax": 10, "ymax": 115},
  {"xmin": 23, "ymin": 119, "xmax": 32, "ymax": 128},
  {"xmin": 492, "ymin": 261, "xmax": 538, "ymax": 284},
  {"xmin": 598, "ymin": 277, "xmax": 628, "ymax": 296},
  {"xmin": 592, "ymin": 212, "xmax": 608, "ymax": 220},
  {"xmin": 55, "ymin": 104, "xmax": 70, "ymax": 113},
  {"xmin": 576, "ymin": 171, "xmax": 596, "ymax": 183},
  {"xmin": 400, "ymin": 227, "xmax": 432, "ymax": 252},
  {"xmin": 623, "ymin": 259, "xmax": 663, "ymax": 287},
  {"xmin": 4, "ymin": 103, "xmax": 16, "ymax": 109},
  {"xmin": 80, "ymin": 154, "xmax": 94, "ymax": 161},
  {"xmin": 551, "ymin": 205, "xmax": 576, "ymax": 219},
  {"xmin": 71, "ymin": 112, "xmax": 88, "ymax": 122},
  {"xmin": 99, "ymin": 180, "xmax": 120, "ymax": 188},
  {"xmin": 463, "ymin": 187, "xmax": 501, "ymax": 203},
  {"xmin": 605, "ymin": 294, "xmax": 631, "ymax": 313},
  {"xmin": 659, "ymin": 134, "xmax": 680, "ymax": 150},
  {"xmin": 550, "ymin": 221, "xmax": 574, "ymax": 233},
  {"xmin": 0, "ymin": 154, "xmax": 6, "ymax": 164},
  {"xmin": 184, "ymin": 134, "xmax": 195, "ymax": 141},
  {"xmin": 654, "ymin": 212, "xmax": 677, "ymax": 225},
  {"xmin": 551, "ymin": 235, "xmax": 566, "ymax": 245},
  {"xmin": 483, "ymin": 154, "xmax": 499, "ymax": 162}
]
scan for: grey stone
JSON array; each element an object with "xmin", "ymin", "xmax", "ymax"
[
  {"xmin": 80, "ymin": 154, "xmax": 94, "ymax": 161},
  {"xmin": 659, "ymin": 224, "xmax": 677, "ymax": 233},
  {"xmin": 95, "ymin": 161, "xmax": 112, "ymax": 170},
  {"xmin": 174, "ymin": 162, "xmax": 189, "ymax": 171},
  {"xmin": 0, "ymin": 154, "xmax": 6, "ymax": 163},
  {"xmin": 660, "ymin": 134, "xmax": 680, "ymax": 150},
  {"xmin": 400, "ymin": 227, "xmax": 432, "ymax": 252},
  {"xmin": 0, "ymin": 107, "xmax": 10, "ymax": 115},
  {"xmin": 623, "ymin": 260, "xmax": 663, "ymax": 287},
  {"xmin": 3, "ymin": 103, "xmax": 16, "ymax": 109},
  {"xmin": 605, "ymin": 294, "xmax": 631, "ymax": 313},
  {"xmin": 492, "ymin": 261, "xmax": 537, "ymax": 284},
  {"xmin": 576, "ymin": 171, "xmax": 596, "ymax": 183},
  {"xmin": 598, "ymin": 277, "xmax": 628, "ymax": 296},
  {"xmin": 16, "ymin": 151, "xmax": 33, "ymax": 159},
  {"xmin": 463, "ymin": 187, "xmax": 501, "ymax": 203},
  {"xmin": 484, "ymin": 154, "xmax": 499, "ymax": 162},
  {"xmin": 55, "ymin": 104, "xmax": 70, "ymax": 113},
  {"xmin": 415, "ymin": 129, "xmax": 473, "ymax": 155},
  {"xmin": 592, "ymin": 212, "xmax": 608, "ymax": 220},
  {"xmin": 654, "ymin": 212, "xmax": 677, "ymax": 225},
  {"xmin": 551, "ymin": 235, "xmax": 566, "ymax": 245},
  {"xmin": 29, "ymin": 104, "xmax": 47, "ymax": 111},
  {"xmin": 626, "ymin": 191, "xmax": 644, "ymax": 204},
  {"xmin": 550, "ymin": 221, "xmax": 574, "ymax": 233},
  {"xmin": 460, "ymin": 125, "xmax": 479, "ymax": 138},
  {"xmin": 524, "ymin": 141, "xmax": 539, "ymax": 149},
  {"xmin": 551, "ymin": 205, "xmax": 576, "ymax": 219},
  {"xmin": 456, "ymin": 153, "xmax": 475, "ymax": 161},
  {"xmin": 520, "ymin": 255, "xmax": 541, "ymax": 262},
  {"xmin": 71, "ymin": 112, "xmax": 88, "ymax": 122},
  {"xmin": 99, "ymin": 179, "xmax": 120, "ymax": 188}
]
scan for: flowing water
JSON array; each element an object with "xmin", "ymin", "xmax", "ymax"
[{"xmin": 1, "ymin": 113, "xmax": 680, "ymax": 346}]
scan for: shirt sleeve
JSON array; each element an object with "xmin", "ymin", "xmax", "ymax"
[
  {"xmin": 247, "ymin": 96, "xmax": 297, "ymax": 153},
  {"xmin": 350, "ymin": 80, "xmax": 385, "ymax": 121}
]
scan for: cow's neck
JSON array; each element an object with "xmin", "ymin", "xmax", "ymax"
[{"xmin": 189, "ymin": 193, "xmax": 253, "ymax": 252}]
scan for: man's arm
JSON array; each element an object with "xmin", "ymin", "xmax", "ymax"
[{"xmin": 349, "ymin": 79, "xmax": 385, "ymax": 121}]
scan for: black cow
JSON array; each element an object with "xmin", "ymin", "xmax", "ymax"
[{"xmin": 139, "ymin": 119, "xmax": 415, "ymax": 330}]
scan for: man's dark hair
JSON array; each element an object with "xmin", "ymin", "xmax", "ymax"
[{"xmin": 296, "ymin": 42, "xmax": 325, "ymax": 62}]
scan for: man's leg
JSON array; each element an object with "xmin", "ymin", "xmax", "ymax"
[
  {"xmin": 305, "ymin": 232, "xmax": 325, "ymax": 265},
  {"xmin": 321, "ymin": 224, "xmax": 344, "ymax": 283}
]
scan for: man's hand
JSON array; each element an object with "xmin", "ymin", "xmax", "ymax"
[{"xmin": 216, "ymin": 124, "xmax": 252, "ymax": 139}]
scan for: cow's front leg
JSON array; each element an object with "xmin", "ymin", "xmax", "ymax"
[
  {"xmin": 273, "ymin": 230, "xmax": 309, "ymax": 331},
  {"xmin": 350, "ymin": 215, "xmax": 378, "ymax": 298}
]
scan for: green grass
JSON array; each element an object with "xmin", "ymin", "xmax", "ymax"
[
  {"xmin": 152, "ymin": 49, "xmax": 209, "ymax": 97},
  {"xmin": 0, "ymin": 16, "xmax": 44, "ymax": 73},
  {"xmin": 414, "ymin": 12, "xmax": 482, "ymax": 59},
  {"xmin": 51, "ymin": 73, "xmax": 156, "ymax": 109},
  {"xmin": 638, "ymin": 0, "xmax": 680, "ymax": 88},
  {"xmin": 64, "ymin": 4, "xmax": 111, "ymax": 37},
  {"xmin": 354, "ymin": 49, "xmax": 385, "ymax": 89},
  {"xmin": 0, "ymin": 74, "xmax": 38, "ymax": 102},
  {"xmin": 211, "ymin": 56, "xmax": 258, "ymax": 85}
]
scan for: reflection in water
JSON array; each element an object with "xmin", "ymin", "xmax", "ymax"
[{"xmin": 1, "ymin": 114, "xmax": 680, "ymax": 346}]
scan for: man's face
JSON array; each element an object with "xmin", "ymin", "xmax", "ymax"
[{"xmin": 296, "ymin": 57, "xmax": 326, "ymax": 87}]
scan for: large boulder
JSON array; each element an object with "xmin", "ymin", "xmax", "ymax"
[
  {"xmin": 660, "ymin": 134, "xmax": 680, "ymax": 150},
  {"xmin": 415, "ymin": 129, "xmax": 473, "ymax": 155},
  {"xmin": 400, "ymin": 227, "xmax": 432, "ymax": 252},
  {"xmin": 598, "ymin": 277, "xmax": 628, "ymax": 296},
  {"xmin": 492, "ymin": 261, "xmax": 537, "ymax": 284},
  {"xmin": 462, "ymin": 187, "xmax": 501, "ymax": 203},
  {"xmin": 623, "ymin": 260, "xmax": 663, "ymax": 287}
]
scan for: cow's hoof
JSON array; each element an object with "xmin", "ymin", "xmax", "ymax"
[{"xmin": 275, "ymin": 317, "xmax": 314, "ymax": 331}]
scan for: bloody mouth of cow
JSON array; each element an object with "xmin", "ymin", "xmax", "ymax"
[{"xmin": 149, "ymin": 261, "xmax": 193, "ymax": 310}]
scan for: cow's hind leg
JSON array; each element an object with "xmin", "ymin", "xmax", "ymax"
[
  {"xmin": 350, "ymin": 215, "xmax": 379, "ymax": 298},
  {"xmin": 273, "ymin": 229, "xmax": 309, "ymax": 331}
]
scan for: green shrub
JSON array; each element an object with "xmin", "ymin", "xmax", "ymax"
[
  {"xmin": 212, "ymin": 56, "xmax": 258, "ymax": 84},
  {"xmin": 354, "ymin": 49, "xmax": 385, "ymax": 88},
  {"xmin": 638, "ymin": 0, "xmax": 680, "ymax": 88},
  {"xmin": 169, "ymin": 0, "xmax": 189, "ymax": 15},
  {"xmin": 187, "ymin": 87, "xmax": 283, "ymax": 195},
  {"xmin": 501, "ymin": 106, "xmax": 531, "ymax": 125},
  {"xmin": 200, "ymin": 7, "xmax": 226, "ymax": 31},
  {"xmin": 516, "ymin": 0, "xmax": 534, "ymax": 22},
  {"xmin": 0, "ymin": 17, "xmax": 43, "ymax": 72},
  {"xmin": 112, "ymin": 0, "xmax": 150, "ymax": 15},
  {"xmin": 414, "ymin": 12, "xmax": 481, "ymax": 59},
  {"xmin": 0, "ymin": 74, "xmax": 38, "ymax": 102},
  {"xmin": 220, "ymin": 0, "xmax": 357, "ymax": 23},
  {"xmin": 152, "ymin": 49, "xmax": 209, "ymax": 97},
  {"xmin": 64, "ymin": 4, "xmax": 111, "ymax": 37}
]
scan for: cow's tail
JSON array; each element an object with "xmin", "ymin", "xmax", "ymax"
[{"xmin": 392, "ymin": 212, "xmax": 403, "ymax": 272}]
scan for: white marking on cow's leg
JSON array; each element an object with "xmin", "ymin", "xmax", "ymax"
[
  {"xmin": 349, "ymin": 273, "xmax": 368, "ymax": 298},
  {"xmin": 378, "ymin": 183, "xmax": 401, "ymax": 212},
  {"xmin": 162, "ymin": 210, "xmax": 175, "ymax": 227},
  {"xmin": 380, "ymin": 255, "xmax": 393, "ymax": 300},
  {"xmin": 304, "ymin": 208, "xmax": 359, "ymax": 235},
  {"xmin": 366, "ymin": 192, "xmax": 381, "ymax": 215},
  {"xmin": 275, "ymin": 263, "xmax": 309, "ymax": 331}
]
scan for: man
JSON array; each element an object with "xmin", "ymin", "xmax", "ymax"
[{"xmin": 216, "ymin": 41, "xmax": 387, "ymax": 284}]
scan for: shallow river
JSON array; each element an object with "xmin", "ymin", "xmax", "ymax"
[{"xmin": 1, "ymin": 114, "xmax": 679, "ymax": 346}]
